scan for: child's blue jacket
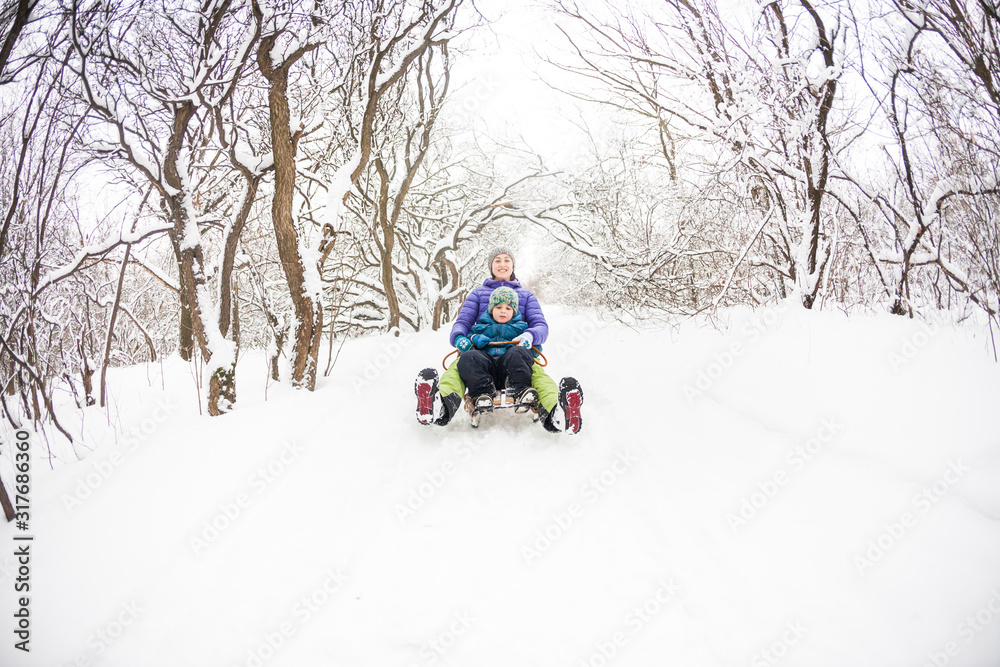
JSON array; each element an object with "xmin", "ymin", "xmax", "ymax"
[
  {"xmin": 449, "ymin": 279, "xmax": 548, "ymax": 347},
  {"xmin": 469, "ymin": 311, "xmax": 540, "ymax": 357}
]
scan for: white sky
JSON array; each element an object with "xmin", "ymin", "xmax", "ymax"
[
  {"xmin": 446, "ymin": 0, "xmax": 906, "ymax": 195},
  {"xmin": 447, "ymin": 0, "xmax": 615, "ymax": 168}
]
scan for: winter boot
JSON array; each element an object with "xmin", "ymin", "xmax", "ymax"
[
  {"xmin": 435, "ymin": 392, "xmax": 462, "ymax": 426},
  {"xmin": 414, "ymin": 368, "xmax": 439, "ymax": 425},
  {"xmin": 510, "ymin": 386, "xmax": 538, "ymax": 414},
  {"xmin": 558, "ymin": 377, "xmax": 584, "ymax": 435},
  {"xmin": 472, "ymin": 392, "xmax": 497, "ymax": 414},
  {"xmin": 537, "ymin": 404, "xmax": 562, "ymax": 433}
]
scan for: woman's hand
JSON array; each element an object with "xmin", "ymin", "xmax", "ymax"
[
  {"xmin": 513, "ymin": 332, "xmax": 533, "ymax": 349},
  {"xmin": 454, "ymin": 335, "xmax": 473, "ymax": 352}
]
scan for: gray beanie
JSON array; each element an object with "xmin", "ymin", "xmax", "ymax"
[{"xmin": 487, "ymin": 247, "xmax": 515, "ymax": 278}]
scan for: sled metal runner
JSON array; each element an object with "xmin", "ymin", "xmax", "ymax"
[{"xmin": 464, "ymin": 389, "xmax": 540, "ymax": 428}]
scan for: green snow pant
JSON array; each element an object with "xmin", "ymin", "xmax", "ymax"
[{"xmin": 439, "ymin": 356, "xmax": 558, "ymax": 412}]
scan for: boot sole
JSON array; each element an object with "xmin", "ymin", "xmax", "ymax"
[
  {"xmin": 559, "ymin": 378, "xmax": 584, "ymax": 435},
  {"xmin": 415, "ymin": 369, "xmax": 438, "ymax": 425}
]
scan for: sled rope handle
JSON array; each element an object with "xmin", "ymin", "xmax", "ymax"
[{"xmin": 442, "ymin": 341, "xmax": 547, "ymax": 370}]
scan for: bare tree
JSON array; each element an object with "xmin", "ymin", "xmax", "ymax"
[
  {"xmin": 365, "ymin": 46, "xmax": 453, "ymax": 330},
  {"xmin": 840, "ymin": 0, "xmax": 1000, "ymax": 319},
  {"xmin": 251, "ymin": 0, "xmax": 325, "ymax": 389},
  {"xmin": 0, "ymin": 0, "xmax": 46, "ymax": 84},
  {"xmin": 1, "ymin": 14, "xmax": 89, "ymax": 444},
  {"xmin": 547, "ymin": 0, "xmax": 856, "ymax": 309},
  {"xmin": 67, "ymin": 0, "xmax": 260, "ymax": 414},
  {"xmin": 252, "ymin": 0, "xmax": 461, "ymax": 388}
]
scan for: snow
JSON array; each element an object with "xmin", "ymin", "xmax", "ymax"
[
  {"xmin": 2, "ymin": 305, "xmax": 1000, "ymax": 666},
  {"xmin": 194, "ymin": 282, "xmax": 235, "ymax": 375},
  {"xmin": 87, "ymin": 87, "xmax": 165, "ymax": 189},
  {"xmin": 298, "ymin": 243, "xmax": 324, "ymax": 301},
  {"xmin": 271, "ymin": 36, "xmax": 303, "ymax": 68},
  {"xmin": 176, "ymin": 152, "xmax": 202, "ymax": 252},
  {"xmin": 36, "ymin": 221, "xmax": 174, "ymax": 294},
  {"xmin": 233, "ymin": 141, "xmax": 272, "ymax": 175},
  {"xmin": 373, "ymin": 1, "xmax": 456, "ymax": 92},
  {"xmin": 325, "ymin": 152, "xmax": 361, "ymax": 231}
]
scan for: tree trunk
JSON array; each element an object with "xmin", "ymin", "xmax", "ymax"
[
  {"xmin": 210, "ymin": 173, "xmax": 258, "ymax": 408},
  {"xmin": 162, "ymin": 101, "xmax": 228, "ymax": 413},
  {"xmin": 169, "ymin": 214, "xmax": 195, "ymax": 361},
  {"xmin": 232, "ymin": 279, "xmax": 241, "ymax": 353},
  {"xmin": 374, "ymin": 158, "xmax": 401, "ymax": 330},
  {"xmin": 0, "ymin": 0, "xmax": 33, "ymax": 84},
  {"xmin": 258, "ymin": 36, "xmax": 323, "ymax": 390},
  {"xmin": 208, "ymin": 364, "xmax": 236, "ymax": 415},
  {"xmin": 100, "ymin": 242, "xmax": 131, "ymax": 407},
  {"xmin": 0, "ymin": 473, "xmax": 14, "ymax": 522},
  {"xmin": 219, "ymin": 176, "xmax": 258, "ymax": 338}
]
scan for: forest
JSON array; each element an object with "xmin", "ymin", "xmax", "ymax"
[
  {"xmin": 1, "ymin": 3, "xmax": 999, "ymax": 665},
  {"xmin": 2, "ymin": 0, "xmax": 998, "ymax": 440}
]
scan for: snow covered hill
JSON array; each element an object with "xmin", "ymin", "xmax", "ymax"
[{"xmin": 2, "ymin": 305, "xmax": 1000, "ymax": 667}]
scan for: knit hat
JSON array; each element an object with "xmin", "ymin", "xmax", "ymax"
[
  {"xmin": 488, "ymin": 286, "xmax": 518, "ymax": 314},
  {"xmin": 487, "ymin": 247, "xmax": 515, "ymax": 279}
]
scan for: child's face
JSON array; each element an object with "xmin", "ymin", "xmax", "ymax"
[{"xmin": 492, "ymin": 303, "xmax": 514, "ymax": 323}]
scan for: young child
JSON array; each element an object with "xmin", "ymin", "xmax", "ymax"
[{"xmin": 457, "ymin": 286, "xmax": 539, "ymax": 411}]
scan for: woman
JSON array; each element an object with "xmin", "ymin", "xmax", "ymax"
[{"xmin": 415, "ymin": 247, "xmax": 583, "ymax": 433}]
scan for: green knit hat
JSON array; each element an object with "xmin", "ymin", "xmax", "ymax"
[{"xmin": 488, "ymin": 286, "xmax": 518, "ymax": 314}]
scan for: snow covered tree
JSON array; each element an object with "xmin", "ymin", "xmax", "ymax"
[
  {"xmin": 333, "ymin": 132, "xmax": 557, "ymax": 333},
  {"xmin": 846, "ymin": 0, "xmax": 1000, "ymax": 319},
  {"xmin": 1, "ymin": 6, "xmax": 89, "ymax": 441},
  {"xmin": 548, "ymin": 0, "xmax": 856, "ymax": 309},
  {"xmin": 260, "ymin": 0, "xmax": 464, "ymax": 356},
  {"xmin": 251, "ymin": 0, "xmax": 325, "ymax": 390},
  {"xmin": 0, "ymin": 0, "xmax": 46, "ymax": 85},
  {"xmin": 67, "ymin": 0, "xmax": 260, "ymax": 414}
]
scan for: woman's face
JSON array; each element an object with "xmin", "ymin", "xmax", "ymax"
[{"xmin": 491, "ymin": 254, "xmax": 513, "ymax": 280}]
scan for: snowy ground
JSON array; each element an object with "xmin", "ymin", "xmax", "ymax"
[{"xmin": 2, "ymin": 304, "xmax": 1000, "ymax": 667}]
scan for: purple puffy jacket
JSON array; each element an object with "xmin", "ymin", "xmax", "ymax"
[{"xmin": 449, "ymin": 279, "xmax": 549, "ymax": 347}]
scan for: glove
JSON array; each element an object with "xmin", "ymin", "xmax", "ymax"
[
  {"xmin": 471, "ymin": 334, "xmax": 491, "ymax": 349},
  {"xmin": 514, "ymin": 332, "xmax": 533, "ymax": 349},
  {"xmin": 454, "ymin": 335, "xmax": 473, "ymax": 353}
]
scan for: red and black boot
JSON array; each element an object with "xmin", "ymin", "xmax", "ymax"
[
  {"xmin": 558, "ymin": 377, "xmax": 584, "ymax": 435},
  {"xmin": 414, "ymin": 368, "xmax": 439, "ymax": 425}
]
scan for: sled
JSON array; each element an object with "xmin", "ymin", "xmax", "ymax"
[
  {"xmin": 463, "ymin": 388, "xmax": 541, "ymax": 429},
  {"xmin": 417, "ymin": 342, "xmax": 582, "ymax": 434}
]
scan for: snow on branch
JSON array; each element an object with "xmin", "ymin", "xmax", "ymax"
[{"xmin": 35, "ymin": 221, "xmax": 173, "ymax": 296}]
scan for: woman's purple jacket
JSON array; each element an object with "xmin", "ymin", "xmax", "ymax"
[{"xmin": 449, "ymin": 279, "xmax": 549, "ymax": 348}]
